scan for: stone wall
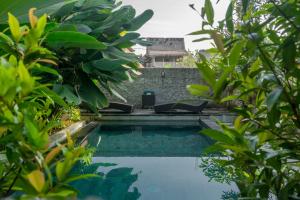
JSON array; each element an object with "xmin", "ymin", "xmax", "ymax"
[{"xmin": 108, "ymin": 68, "xmax": 208, "ymax": 108}]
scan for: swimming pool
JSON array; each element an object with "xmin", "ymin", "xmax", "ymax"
[{"xmin": 73, "ymin": 121, "xmax": 236, "ymax": 200}]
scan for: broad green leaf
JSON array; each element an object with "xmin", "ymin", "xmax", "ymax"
[
  {"xmin": 81, "ymin": 0, "xmax": 115, "ymax": 10},
  {"xmin": 91, "ymin": 5, "xmax": 136, "ymax": 33},
  {"xmin": 192, "ymin": 38, "xmax": 211, "ymax": 42},
  {"xmin": 18, "ymin": 62, "xmax": 35, "ymax": 95},
  {"xmin": 64, "ymin": 174, "xmax": 101, "ymax": 184},
  {"xmin": 0, "ymin": 0, "xmax": 72, "ymax": 23},
  {"xmin": 234, "ymin": 116, "xmax": 243, "ymax": 130},
  {"xmin": 201, "ymin": 129, "xmax": 234, "ymax": 144},
  {"xmin": 210, "ymin": 31, "xmax": 224, "ymax": 53},
  {"xmin": 266, "ymin": 88, "xmax": 282, "ymax": 111},
  {"xmin": 213, "ymin": 66, "xmax": 233, "ymax": 100},
  {"xmin": 33, "ymin": 65, "xmax": 61, "ymax": 78},
  {"xmin": 127, "ymin": 9, "xmax": 154, "ymax": 31},
  {"xmin": 188, "ymin": 29, "xmax": 214, "ymax": 35},
  {"xmin": 225, "ymin": 2, "xmax": 234, "ymax": 33},
  {"xmin": 228, "ymin": 40, "xmax": 245, "ymax": 67},
  {"xmin": 196, "ymin": 62, "xmax": 216, "ymax": 87},
  {"xmin": 76, "ymin": 24, "xmax": 92, "ymax": 34},
  {"xmin": 249, "ymin": 58, "xmax": 262, "ymax": 77},
  {"xmin": 0, "ymin": 62, "xmax": 16, "ymax": 98},
  {"xmin": 84, "ymin": 59, "xmax": 127, "ymax": 73},
  {"xmin": 232, "ymin": 107, "xmax": 252, "ymax": 118},
  {"xmin": 103, "ymin": 46, "xmax": 138, "ymax": 63},
  {"xmin": 282, "ymin": 38, "xmax": 296, "ymax": 70},
  {"xmin": 24, "ymin": 117, "xmax": 48, "ymax": 149},
  {"xmin": 26, "ymin": 170, "xmax": 45, "ymax": 193},
  {"xmin": 53, "ymin": 1, "xmax": 75, "ymax": 18},
  {"xmin": 258, "ymin": 132, "xmax": 273, "ymax": 145},
  {"xmin": 56, "ymin": 153, "xmax": 74, "ymax": 181},
  {"xmin": 268, "ymin": 30, "xmax": 280, "ymax": 44},
  {"xmin": 34, "ymin": 87, "xmax": 68, "ymax": 107},
  {"xmin": 187, "ymin": 84, "xmax": 210, "ymax": 97},
  {"xmin": 35, "ymin": 14, "xmax": 47, "ymax": 38},
  {"xmin": 66, "ymin": 131, "xmax": 74, "ymax": 149},
  {"xmin": 56, "ymin": 161, "xmax": 66, "ymax": 181},
  {"xmin": 112, "ymin": 33, "xmax": 140, "ymax": 47},
  {"xmin": 0, "ymin": 32, "xmax": 14, "ymax": 46},
  {"xmin": 8, "ymin": 13, "xmax": 21, "ymax": 42},
  {"xmin": 241, "ymin": 0, "xmax": 249, "ymax": 14},
  {"xmin": 78, "ymin": 73, "xmax": 108, "ymax": 112},
  {"xmin": 255, "ymin": 88, "xmax": 265, "ymax": 107},
  {"xmin": 204, "ymin": 0, "xmax": 214, "ymax": 25},
  {"xmin": 53, "ymin": 84, "xmax": 81, "ymax": 105},
  {"xmin": 54, "ymin": 24, "xmax": 77, "ymax": 32},
  {"xmin": 133, "ymin": 38, "xmax": 152, "ymax": 46},
  {"xmin": 221, "ymin": 95, "xmax": 238, "ymax": 103},
  {"xmin": 267, "ymin": 103, "xmax": 281, "ymax": 126},
  {"xmin": 45, "ymin": 31, "xmax": 106, "ymax": 50}
]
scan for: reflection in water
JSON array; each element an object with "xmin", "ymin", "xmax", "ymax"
[
  {"xmin": 199, "ymin": 156, "xmax": 240, "ymax": 199},
  {"xmin": 72, "ymin": 163, "xmax": 140, "ymax": 200},
  {"xmin": 74, "ymin": 122, "xmax": 237, "ymax": 200},
  {"xmin": 221, "ymin": 190, "xmax": 240, "ymax": 200}
]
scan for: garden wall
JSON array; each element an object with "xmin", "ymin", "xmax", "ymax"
[{"xmin": 108, "ymin": 68, "xmax": 210, "ymax": 108}]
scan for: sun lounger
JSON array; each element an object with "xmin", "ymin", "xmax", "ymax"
[
  {"xmin": 101, "ymin": 102, "xmax": 134, "ymax": 113},
  {"xmin": 154, "ymin": 101, "xmax": 208, "ymax": 114}
]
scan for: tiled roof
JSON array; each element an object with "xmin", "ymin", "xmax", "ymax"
[{"xmin": 146, "ymin": 38, "xmax": 186, "ymax": 51}]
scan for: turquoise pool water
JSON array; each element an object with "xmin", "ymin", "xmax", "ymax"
[{"xmin": 73, "ymin": 121, "xmax": 236, "ymax": 200}]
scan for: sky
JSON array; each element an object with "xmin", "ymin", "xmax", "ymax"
[{"xmin": 121, "ymin": 0, "xmax": 229, "ymax": 54}]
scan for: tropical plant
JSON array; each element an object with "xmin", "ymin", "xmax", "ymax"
[
  {"xmin": 0, "ymin": 11, "xmax": 96, "ymax": 199},
  {"xmin": 0, "ymin": 0, "xmax": 71, "ymax": 23},
  {"xmin": 0, "ymin": 0, "xmax": 153, "ymax": 112},
  {"xmin": 188, "ymin": 0, "xmax": 300, "ymax": 199},
  {"xmin": 41, "ymin": 0, "xmax": 154, "ymax": 112}
]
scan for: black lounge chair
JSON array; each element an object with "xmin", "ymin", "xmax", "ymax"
[
  {"xmin": 154, "ymin": 101, "xmax": 208, "ymax": 114},
  {"xmin": 101, "ymin": 102, "xmax": 134, "ymax": 113}
]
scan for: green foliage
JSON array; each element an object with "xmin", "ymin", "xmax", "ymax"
[
  {"xmin": 44, "ymin": 0, "xmax": 153, "ymax": 112},
  {"xmin": 46, "ymin": 31, "xmax": 106, "ymax": 50},
  {"xmin": 199, "ymin": 156, "xmax": 239, "ymax": 184},
  {"xmin": 189, "ymin": 0, "xmax": 300, "ymax": 198},
  {"xmin": 0, "ymin": 0, "xmax": 70, "ymax": 23},
  {"xmin": 0, "ymin": 0, "xmax": 153, "ymax": 197},
  {"xmin": 0, "ymin": 11, "xmax": 97, "ymax": 199},
  {"xmin": 204, "ymin": 0, "xmax": 214, "ymax": 25}
]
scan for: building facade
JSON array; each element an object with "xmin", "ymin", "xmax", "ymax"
[{"xmin": 144, "ymin": 38, "xmax": 187, "ymax": 68}]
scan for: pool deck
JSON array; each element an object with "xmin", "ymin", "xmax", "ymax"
[{"xmin": 81, "ymin": 108, "xmax": 235, "ymax": 130}]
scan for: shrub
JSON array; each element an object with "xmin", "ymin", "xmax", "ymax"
[
  {"xmin": 45, "ymin": 0, "xmax": 153, "ymax": 112},
  {"xmin": 0, "ymin": 11, "xmax": 96, "ymax": 199},
  {"xmin": 188, "ymin": 0, "xmax": 300, "ymax": 198}
]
